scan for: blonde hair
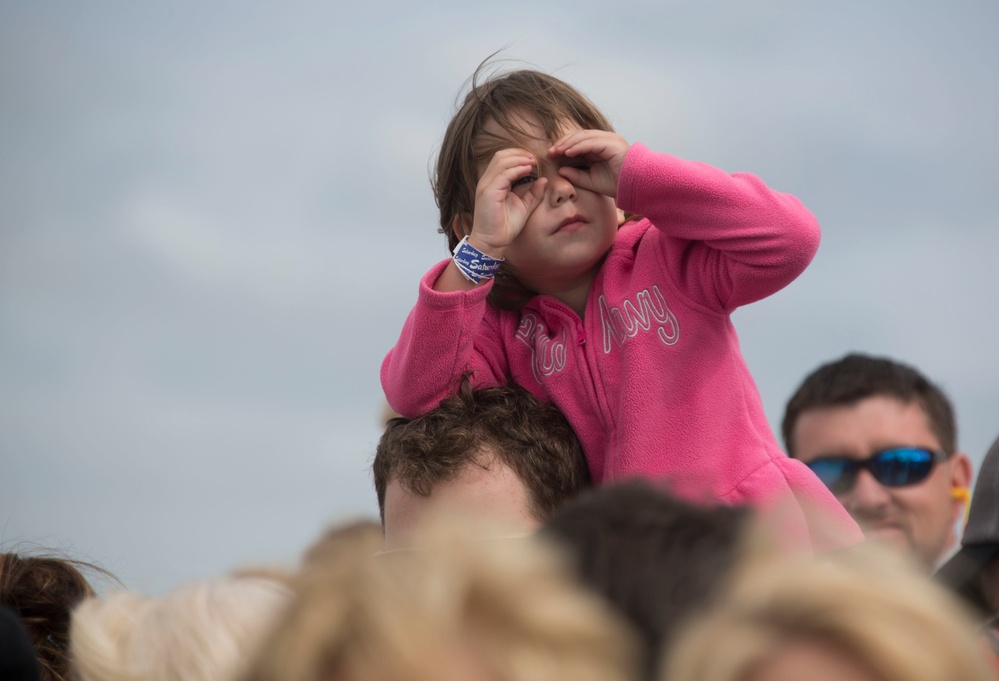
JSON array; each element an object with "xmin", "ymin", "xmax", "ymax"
[
  {"xmin": 243, "ymin": 517, "xmax": 638, "ymax": 681},
  {"xmin": 663, "ymin": 544, "xmax": 995, "ymax": 681},
  {"xmin": 299, "ymin": 519, "xmax": 382, "ymax": 570},
  {"xmin": 71, "ymin": 572, "xmax": 292, "ymax": 681}
]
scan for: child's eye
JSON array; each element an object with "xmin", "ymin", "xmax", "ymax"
[
  {"xmin": 512, "ymin": 174, "xmax": 537, "ymax": 188},
  {"xmin": 571, "ymin": 162, "xmax": 591, "ymax": 171}
]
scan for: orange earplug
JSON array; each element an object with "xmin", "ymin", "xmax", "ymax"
[{"xmin": 952, "ymin": 486, "xmax": 971, "ymax": 527}]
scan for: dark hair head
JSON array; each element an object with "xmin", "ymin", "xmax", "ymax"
[
  {"xmin": 781, "ymin": 353, "xmax": 957, "ymax": 456},
  {"xmin": 0, "ymin": 552, "xmax": 107, "ymax": 681},
  {"xmin": 541, "ymin": 480, "xmax": 751, "ymax": 680},
  {"xmin": 1, "ymin": 605, "xmax": 42, "ymax": 681},
  {"xmin": 372, "ymin": 376, "xmax": 591, "ymax": 524},
  {"xmin": 434, "ymin": 63, "xmax": 614, "ymax": 310}
]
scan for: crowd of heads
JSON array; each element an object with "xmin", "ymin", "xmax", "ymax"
[
  {"xmin": 5, "ymin": 466, "xmax": 998, "ymax": 681},
  {"xmin": 4, "ymin": 351, "xmax": 998, "ymax": 681}
]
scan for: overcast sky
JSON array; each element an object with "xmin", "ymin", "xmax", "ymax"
[{"xmin": 2, "ymin": 0, "xmax": 997, "ymax": 593}]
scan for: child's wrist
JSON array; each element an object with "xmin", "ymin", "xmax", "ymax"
[
  {"xmin": 452, "ymin": 236, "xmax": 504, "ymax": 285},
  {"xmin": 466, "ymin": 234, "xmax": 506, "ymax": 260}
]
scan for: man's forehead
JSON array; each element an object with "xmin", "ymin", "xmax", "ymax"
[
  {"xmin": 391, "ymin": 443, "xmax": 501, "ymax": 490},
  {"xmin": 792, "ymin": 395, "xmax": 941, "ymax": 459},
  {"xmin": 382, "ymin": 448, "xmax": 537, "ymax": 550}
]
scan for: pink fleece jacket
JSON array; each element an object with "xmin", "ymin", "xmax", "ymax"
[{"xmin": 382, "ymin": 143, "xmax": 862, "ymax": 550}]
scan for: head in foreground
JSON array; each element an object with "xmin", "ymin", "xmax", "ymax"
[
  {"xmin": 71, "ymin": 571, "xmax": 292, "ymax": 681},
  {"xmin": 243, "ymin": 516, "xmax": 637, "ymax": 681},
  {"xmin": 665, "ymin": 543, "xmax": 994, "ymax": 681},
  {"xmin": 1, "ymin": 551, "xmax": 107, "ymax": 681},
  {"xmin": 543, "ymin": 480, "xmax": 751, "ymax": 680}
]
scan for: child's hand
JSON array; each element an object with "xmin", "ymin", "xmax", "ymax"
[
  {"xmin": 469, "ymin": 148, "xmax": 547, "ymax": 258},
  {"xmin": 549, "ymin": 130, "xmax": 629, "ymax": 198}
]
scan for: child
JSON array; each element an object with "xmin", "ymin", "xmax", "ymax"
[{"xmin": 381, "ymin": 67, "xmax": 862, "ymax": 550}]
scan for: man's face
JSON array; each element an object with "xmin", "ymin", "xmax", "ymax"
[
  {"xmin": 790, "ymin": 395, "xmax": 970, "ymax": 569},
  {"xmin": 382, "ymin": 450, "xmax": 539, "ymax": 549}
]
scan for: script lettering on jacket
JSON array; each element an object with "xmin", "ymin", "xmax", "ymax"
[
  {"xmin": 599, "ymin": 286, "xmax": 680, "ymax": 353},
  {"xmin": 515, "ymin": 313, "xmax": 567, "ymax": 383}
]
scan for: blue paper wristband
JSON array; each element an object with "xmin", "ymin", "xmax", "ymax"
[{"xmin": 452, "ymin": 236, "xmax": 504, "ymax": 284}]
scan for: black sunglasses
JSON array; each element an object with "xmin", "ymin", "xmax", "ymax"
[{"xmin": 806, "ymin": 446, "xmax": 948, "ymax": 495}]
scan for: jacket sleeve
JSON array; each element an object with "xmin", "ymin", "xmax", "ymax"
[
  {"xmin": 615, "ymin": 143, "xmax": 821, "ymax": 313},
  {"xmin": 380, "ymin": 259, "xmax": 509, "ymax": 418}
]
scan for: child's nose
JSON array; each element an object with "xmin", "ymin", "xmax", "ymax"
[{"xmin": 549, "ymin": 174, "xmax": 577, "ymax": 205}]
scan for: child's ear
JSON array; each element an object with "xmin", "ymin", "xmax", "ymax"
[
  {"xmin": 451, "ymin": 213, "xmax": 473, "ymax": 240},
  {"xmin": 616, "ymin": 208, "xmax": 626, "ymax": 226}
]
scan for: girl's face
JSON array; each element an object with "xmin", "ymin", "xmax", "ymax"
[{"xmin": 479, "ymin": 113, "xmax": 620, "ymax": 296}]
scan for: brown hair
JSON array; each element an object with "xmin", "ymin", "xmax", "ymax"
[
  {"xmin": 434, "ymin": 64, "xmax": 616, "ymax": 310},
  {"xmin": 0, "ymin": 552, "xmax": 107, "ymax": 681},
  {"xmin": 372, "ymin": 376, "xmax": 591, "ymax": 523},
  {"xmin": 542, "ymin": 480, "xmax": 751, "ymax": 680},
  {"xmin": 782, "ymin": 353, "xmax": 957, "ymax": 456}
]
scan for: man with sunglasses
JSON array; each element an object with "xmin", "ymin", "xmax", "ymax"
[{"xmin": 782, "ymin": 353, "xmax": 972, "ymax": 570}]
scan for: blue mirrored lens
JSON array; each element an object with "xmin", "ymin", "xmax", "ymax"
[
  {"xmin": 807, "ymin": 458, "xmax": 853, "ymax": 493},
  {"xmin": 806, "ymin": 447, "xmax": 939, "ymax": 493},
  {"xmin": 869, "ymin": 447, "xmax": 934, "ymax": 486}
]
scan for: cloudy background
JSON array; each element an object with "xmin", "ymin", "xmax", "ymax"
[{"xmin": 2, "ymin": 1, "xmax": 996, "ymax": 593}]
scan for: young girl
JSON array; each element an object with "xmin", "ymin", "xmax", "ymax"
[{"xmin": 381, "ymin": 67, "xmax": 862, "ymax": 550}]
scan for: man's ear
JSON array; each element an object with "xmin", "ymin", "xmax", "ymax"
[
  {"xmin": 951, "ymin": 452, "xmax": 973, "ymax": 489},
  {"xmin": 451, "ymin": 213, "xmax": 473, "ymax": 241}
]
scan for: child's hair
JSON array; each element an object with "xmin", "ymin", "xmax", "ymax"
[{"xmin": 434, "ymin": 64, "xmax": 615, "ymax": 310}]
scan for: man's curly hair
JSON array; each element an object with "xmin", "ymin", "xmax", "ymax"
[{"xmin": 373, "ymin": 376, "xmax": 590, "ymax": 523}]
